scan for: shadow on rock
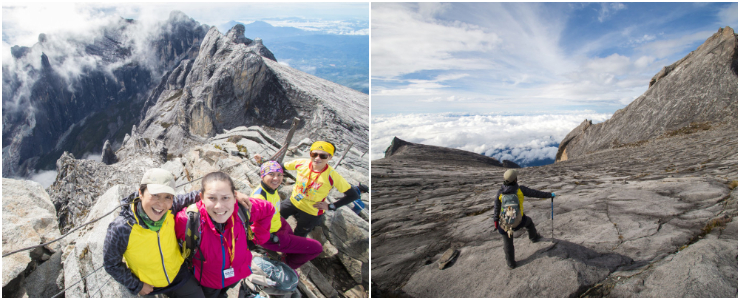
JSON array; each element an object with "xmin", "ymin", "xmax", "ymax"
[{"xmin": 403, "ymin": 237, "xmax": 634, "ymax": 297}]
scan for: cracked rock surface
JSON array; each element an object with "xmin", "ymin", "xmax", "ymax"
[{"xmin": 372, "ymin": 124, "xmax": 737, "ymax": 297}]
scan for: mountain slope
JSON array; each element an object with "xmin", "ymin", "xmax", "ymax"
[
  {"xmin": 121, "ymin": 25, "xmax": 368, "ymax": 166},
  {"xmin": 556, "ymin": 27, "xmax": 737, "ymax": 162}
]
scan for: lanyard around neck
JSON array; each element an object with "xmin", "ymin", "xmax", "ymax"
[
  {"xmin": 302, "ymin": 162, "xmax": 326, "ymax": 194},
  {"xmin": 220, "ymin": 214, "xmax": 235, "ymax": 267}
]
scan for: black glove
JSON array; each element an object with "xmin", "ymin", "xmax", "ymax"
[
  {"xmin": 357, "ymin": 183, "xmax": 369, "ymax": 193},
  {"xmin": 270, "ymin": 233, "xmax": 279, "ymax": 244}
]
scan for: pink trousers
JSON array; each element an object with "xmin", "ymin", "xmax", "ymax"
[{"xmin": 261, "ymin": 218, "xmax": 323, "ymax": 269}]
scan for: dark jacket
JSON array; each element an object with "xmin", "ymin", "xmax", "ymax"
[
  {"xmin": 103, "ymin": 191, "xmax": 199, "ymax": 295},
  {"xmin": 492, "ymin": 182, "xmax": 551, "ymax": 223}
]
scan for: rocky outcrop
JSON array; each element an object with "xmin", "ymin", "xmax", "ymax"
[
  {"xmin": 101, "ymin": 140, "xmax": 116, "ymax": 165},
  {"xmin": 225, "ymin": 24, "xmax": 277, "ymax": 62},
  {"xmin": 556, "ymin": 27, "xmax": 738, "ymax": 162},
  {"xmin": 48, "ymin": 151, "xmax": 158, "ymax": 233},
  {"xmin": 372, "ymin": 122, "xmax": 737, "ymax": 297},
  {"xmin": 2, "ymin": 178, "xmax": 62, "ymax": 297},
  {"xmin": 61, "ymin": 185, "xmax": 138, "ymax": 298}
]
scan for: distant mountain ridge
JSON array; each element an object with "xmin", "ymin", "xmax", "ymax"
[{"xmin": 218, "ymin": 20, "xmax": 369, "ymax": 94}]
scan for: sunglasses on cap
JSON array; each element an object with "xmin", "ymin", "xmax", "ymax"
[{"xmin": 310, "ymin": 152, "xmax": 330, "ymax": 159}]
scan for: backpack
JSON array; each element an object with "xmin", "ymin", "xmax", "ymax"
[
  {"xmin": 499, "ymin": 193, "xmax": 522, "ymax": 238},
  {"xmin": 179, "ymin": 202, "xmax": 254, "ymax": 264}
]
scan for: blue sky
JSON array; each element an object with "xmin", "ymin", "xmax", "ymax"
[{"xmin": 371, "ymin": 2, "xmax": 738, "ymax": 115}]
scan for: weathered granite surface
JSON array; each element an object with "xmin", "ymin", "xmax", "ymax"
[
  {"xmin": 2, "ymin": 179, "xmax": 61, "ymax": 290},
  {"xmin": 372, "ymin": 124, "xmax": 737, "ymax": 297}
]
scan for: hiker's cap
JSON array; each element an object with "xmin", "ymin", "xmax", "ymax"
[
  {"xmin": 141, "ymin": 168, "xmax": 176, "ymax": 195},
  {"xmin": 260, "ymin": 161, "xmax": 284, "ymax": 178},
  {"xmin": 310, "ymin": 141, "xmax": 335, "ymax": 156},
  {"xmin": 504, "ymin": 169, "xmax": 518, "ymax": 184}
]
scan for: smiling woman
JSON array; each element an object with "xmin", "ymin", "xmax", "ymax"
[
  {"xmin": 173, "ymin": 171, "xmax": 274, "ymax": 298},
  {"xmin": 103, "ymin": 168, "xmax": 204, "ymax": 297}
]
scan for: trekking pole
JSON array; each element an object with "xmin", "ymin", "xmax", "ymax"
[
  {"xmin": 333, "ymin": 142, "xmax": 354, "ymax": 169},
  {"xmin": 551, "ymin": 196, "xmax": 554, "ymax": 239}
]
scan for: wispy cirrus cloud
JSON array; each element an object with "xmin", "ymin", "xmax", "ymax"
[{"xmin": 371, "ymin": 2, "xmax": 737, "ymax": 115}]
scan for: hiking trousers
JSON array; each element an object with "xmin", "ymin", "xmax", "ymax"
[
  {"xmin": 201, "ymin": 281, "xmax": 239, "ymax": 298},
  {"xmin": 498, "ymin": 215, "xmax": 539, "ymax": 266},
  {"xmin": 261, "ymin": 217, "xmax": 324, "ymax": 269},
  {"xmin": 279, "ymin": 199, "xmax": 324, "ymax": 237}
]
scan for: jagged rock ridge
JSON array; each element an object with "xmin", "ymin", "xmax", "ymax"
[
  {"xmin": 121, "ymin": 24, "xmax": 368, "ymax": 168},
  {"xmin": 2, "ymin": 11, "xmax": 209, "ymax": 177},
  {"xmin": 557, "ymin": 27, "xmax": 738, "ymax": 162}
]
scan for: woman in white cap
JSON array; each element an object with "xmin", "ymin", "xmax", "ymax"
[
  {"xmin": 492, "ymin": 169, "xmax": 556, "ymax": 269},
  {"xmin": 103, "ymin": 168, "xmax": 204, "ymax": 297}
]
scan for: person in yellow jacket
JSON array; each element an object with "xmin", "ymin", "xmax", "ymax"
[
  {"xmin": 492, "ymin": 169, "xmax": 555, "ymax": 269},
  {"xmin": 251, "ymin": 160, "xmax": 323, "ymax": 269},
  {"xmin": 255, "ymin": 141, "xmax": 359, "ymax": 237},
  {"xmin": 103, "ymin": 168, "xmax": 204, "ymax": 296},
  {"xmin": 103, "ymin": 169, "xmax": 251, "ymax": 296}
]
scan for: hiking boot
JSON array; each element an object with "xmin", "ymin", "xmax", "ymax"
[
  {"xmin": 530, "ymin": 233, "xmax": 543, "ymax": 243},
  {"xmin": 506, "ymin": 259, "xmax": 517, "ymax": 269}
]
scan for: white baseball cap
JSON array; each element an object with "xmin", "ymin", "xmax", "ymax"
[{"xmin": 141, "ymin": 168, "xmax": 176, "ymax": 196}]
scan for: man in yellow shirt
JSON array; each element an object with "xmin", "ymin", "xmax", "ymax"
[{"xmin": 280, "ymin": 141, "xmax": 360, "ymax": 237}]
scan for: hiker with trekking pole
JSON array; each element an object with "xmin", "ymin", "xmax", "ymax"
[
  {"xmin": 254, "ymin": 140, "xmax": 367, "ymax": 237},
  {"xmin": 492, "ymin": 169, "xmax": 556, "ymax": 269}
]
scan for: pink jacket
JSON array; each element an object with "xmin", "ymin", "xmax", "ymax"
[{"xmin": 175, "ymin": 197, "xmax": 274, "ymax": 289}]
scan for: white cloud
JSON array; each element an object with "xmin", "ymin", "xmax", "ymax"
[
  {"xmin": 371, "ymin": 112, "xmax": 612, "ymax": 164},
  {"xmin": 29, "ymin": 169, "xmax": 58, "ymax": 189},
  {"xmin": 598, "ymin": 3, "xmax": 627, "ymax": 23},
  {"xmin": 371, "ymin": 3, "xmax": 500, "ymax": 79}
]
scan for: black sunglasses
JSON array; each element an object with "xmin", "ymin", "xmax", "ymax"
[{"xmin": 310, "ymin": 152, "xmax": 330, "ymax": 159}]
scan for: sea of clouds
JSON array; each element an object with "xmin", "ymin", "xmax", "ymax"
[{"xmin": 371, "ymin": 112, "xmax": 612, "ymax": 166}]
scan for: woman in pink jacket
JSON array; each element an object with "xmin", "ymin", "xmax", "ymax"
[{"xmin": 174, "ymin": 171, "xmax": 274, "ymax": 298}]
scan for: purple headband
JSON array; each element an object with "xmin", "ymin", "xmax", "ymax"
[{"xmin": 260, "ymin": 161, "xmax": 283, "ymax": 178}]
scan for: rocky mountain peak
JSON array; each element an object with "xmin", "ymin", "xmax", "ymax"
[
  {"xmin": 381, "ymin": 136, "xmax": 503, "ymax": 167},
  {"xmin": 556, "ymin": 27, "xmax": 737, "ymax": 162},
  {"xmin": 225, "ymin": 24, "xmax": 254, "ymax": 45}
]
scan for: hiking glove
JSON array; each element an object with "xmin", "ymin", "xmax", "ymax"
[
  {"xmin": 551, "ymin": 193, "xmax": 556, "ymax": 198},
  {"xmin": 358, "ymin": 183, "xmax": 369, "ymax": 193},
  {"xmin": 494, "ymin": 221, "xmax": 499, "ymax": 230},
  {"xmin": 270, "ymin": 233, "xmax": 279, "ymax": 244}
]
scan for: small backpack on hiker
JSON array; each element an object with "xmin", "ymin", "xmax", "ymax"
[{"xmin": 499, "ymin": 193, "xmax": 522, "ymax": 238}]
